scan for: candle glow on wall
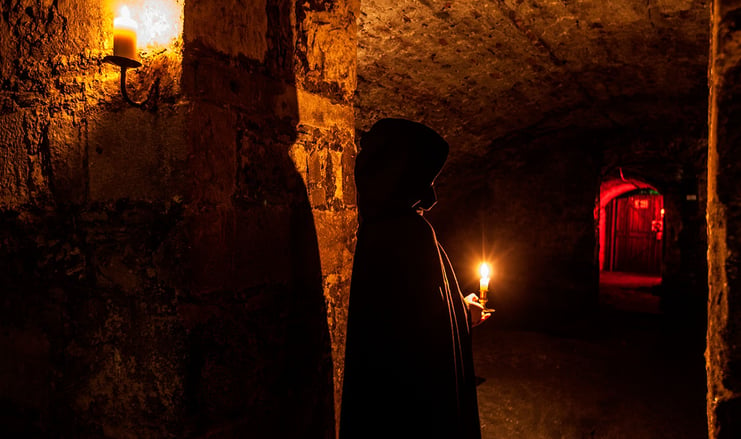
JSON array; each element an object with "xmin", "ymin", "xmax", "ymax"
[
  {"xmin": 105, "ymin": 1, "xmax": 183, "ymax": 107},
  {"xmin": 110, "ymin": 0, "xmax": 183, "ymax": 50}
]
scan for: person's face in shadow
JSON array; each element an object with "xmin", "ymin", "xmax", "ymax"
[
  {"xmin": 355, "ymin": 142, "xmax": 412, "ymax": 213},
  {"xmin": 355, "ymin": 119, "xmax": 448, "ymax": 218}
]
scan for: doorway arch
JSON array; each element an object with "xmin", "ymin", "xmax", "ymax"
[{"xmin": 597, "ymin": 177, "xmax": 665, "ymax": 313}]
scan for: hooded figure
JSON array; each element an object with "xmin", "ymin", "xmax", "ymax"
[{"xmin": 340, "ymin": 118, "xmax": 482, "ymax": 439}]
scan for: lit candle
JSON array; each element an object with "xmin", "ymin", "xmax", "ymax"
[
  {"xmin": 113, "ymin": 6, "xmax": 138, "ymax": 60},
  {"xmin": 479, "ymin": 262, "xmax": 490, "ymax": 306}
]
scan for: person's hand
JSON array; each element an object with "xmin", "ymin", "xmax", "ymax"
[{"xmin": 464, "ymin": 293, "xmax": 491, "ymax": 327}]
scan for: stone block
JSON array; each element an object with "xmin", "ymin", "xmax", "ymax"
[
  {"xmin": 308, "ymin": 148, "xmax": 327, "ymax": 188},
  {"xmin": 69, "ymin": 306, "xmax": 186, "ymax": 437},
  {"xmin": 342, "ymin": 144, "xmax": 356, "ymax": 207},
  {"xmin": 310, "ymin": 186, "xmax": 327, "ymax": 207},
  {"xmin": 294, "ymin": 122, "xmax": 355, "ymax": 209},
  {"xmin": 186, "ymin": 102, "xmax": 238, "ymax": 205},
  {"xmin": 296, "ymin": 89, "xmax": 354, "ymax": 129},
  {"xmin": 236, "ymin": 122, "xmax": 304, "ymax": 206},
  {"xmin": 0, "ymin": 111, "xmax": 32, "ymax": 208},
  {"xmin": 329, "ymin": 150, "xmax": 344, "ymax": 203},
  {"xmin": 313, "ymin": 209, "xmax": 356, "ymax": 279},
  {"xmin": 48, "ymin": 108, "xmax": 86, "ymax": 204},
  {"xmin": 297, "ymin": 6, "xmax": 358, "ymax": 102},
  {"xmin": 233, "ymin": 205, "xmax": 294, "ymax": 288},
  {"xmin": 88, "ymin": 105, "xmax": 188, "ymax": 202},
  {"xmin": 187, "ymin": 204, "xmax": 236, "ymax": 294},
  {"xmin": 182, "ymin": 52, "xmax": 298, "ymax": 116},
  {"xmin": 185, "ymin": 0, "xmax": 267, "ymax": 61},
  {"xmin": 57, "ymin": 0, "xmax": 107, "ymax": 54}
]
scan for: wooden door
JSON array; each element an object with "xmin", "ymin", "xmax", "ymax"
[{"xmin": 605, "ymin": 194, "xmax": 663, "ymax": 274}]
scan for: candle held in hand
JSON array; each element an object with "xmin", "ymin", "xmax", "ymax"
[
  {"xmin": 114, "ymin": 6, "xmax": 138, "ymax": 60},
  {"xmin": 479, "ymin": 262, "xmax": 490, "ymax": 305}
]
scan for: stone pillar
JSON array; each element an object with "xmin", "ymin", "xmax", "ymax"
[
  {"xmin": 182, "ymin": 0, "xmax": 358, "ymax": 436},
  {"xmin": 707, "ymin": 1, "xmax": 741, "ymax": 437}
]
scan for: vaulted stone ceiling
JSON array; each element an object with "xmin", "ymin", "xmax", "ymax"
[{"xmin": 355, "ymin": 0, "xmax": 710, "ymax": 156}]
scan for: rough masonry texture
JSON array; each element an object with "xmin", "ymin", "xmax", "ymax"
[
  {"xmin": 707, "ymin": 1, "xmax": 741, "ymax": 437},
  {"xmin": 1, "ymin": 0, "xmax": 357, "ymax": 437}
]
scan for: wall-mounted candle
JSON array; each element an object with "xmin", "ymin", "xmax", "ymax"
[
  {"xmin": 479, "ymin": 262, "xmax": 491, "ymax": 305},
  {"xmin": 114, "ymin": 6, "xmax": 138, "ymax": 60}
]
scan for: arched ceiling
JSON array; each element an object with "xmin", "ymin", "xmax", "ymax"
[{"xmin": 355, "ymin": 0, "xmax": 710, "ymax": 156}]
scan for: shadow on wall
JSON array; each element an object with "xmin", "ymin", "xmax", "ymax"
[{"xmin": 181, "ymin": 1, "xmax": 334, "ymax": 437}]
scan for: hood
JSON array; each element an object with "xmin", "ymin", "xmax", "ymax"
[{"xmin": 355, "ymin": 118, "xmax": 449, "ymax": 220}]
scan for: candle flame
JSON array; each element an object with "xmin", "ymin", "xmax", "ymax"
[{"xmin": 479, "ymin": 262, "xmax": 490, "ymax": 279}]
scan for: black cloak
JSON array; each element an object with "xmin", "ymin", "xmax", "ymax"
[{"xmin": 340, "ymin": 119, "xmax": 481, "ymax": 439}]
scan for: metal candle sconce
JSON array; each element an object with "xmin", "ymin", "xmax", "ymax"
[
  {"xmin": 104, "ymin": 6, "xmax": 154, "ymax": 108},
  {"xmin": 103, "ymin": 55, "xmax": 152, "ymax": 108}
]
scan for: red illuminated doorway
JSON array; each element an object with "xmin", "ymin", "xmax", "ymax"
[{"xmin": 604, "ymin": 190, "xmax": 664, "ymax": 275}]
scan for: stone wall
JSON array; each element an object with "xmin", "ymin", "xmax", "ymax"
[
  {"xmin": 707, "ymin": 1, "xmax": 741, "ymax": 437},
  {"xmin": 0, "ymin": 0, "xmax": 357, "ymax": 437}
]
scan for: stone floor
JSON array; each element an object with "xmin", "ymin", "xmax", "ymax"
[{"xmin": 472, "ymin": 272, "xmax": 708, "ymax": 439}]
